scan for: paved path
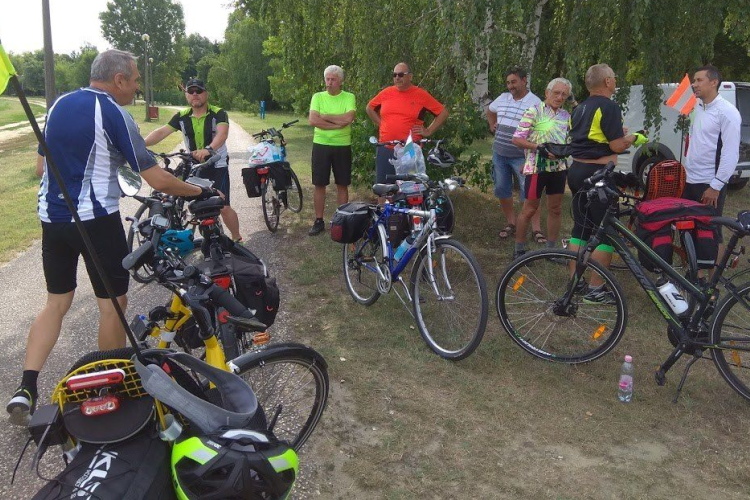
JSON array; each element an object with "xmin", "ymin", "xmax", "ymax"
[{"xmin": 0, "ymin": 119, "xmax": 309, "ymax": 497}]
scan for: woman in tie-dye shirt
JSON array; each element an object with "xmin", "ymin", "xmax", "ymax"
[{"xmin": 510, "ymin": 78, "xmax": 573, "ymax": 258}]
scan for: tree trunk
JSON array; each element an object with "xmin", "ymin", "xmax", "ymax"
[
  {"xmin": 520, "ymin": 0, "xmax": 549, "ymax": 87},
  {"xmin": 470, "ymin": 6, "xmax": 495, "ymax": 107}
]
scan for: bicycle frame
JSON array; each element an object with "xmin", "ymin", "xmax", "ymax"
[{"xmin": 580, "ymin": 207, "xmax": 750, "ymax": 355}]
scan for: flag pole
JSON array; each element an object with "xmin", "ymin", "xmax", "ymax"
[{"xmin": 7, "ymin": 72, "xmax": 146, "ymax": 363}]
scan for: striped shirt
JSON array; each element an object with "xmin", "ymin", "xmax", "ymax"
[
  {"xmin": 38, "ymin": 87, "xmax": 156, "ymax": 223},
  {"xmin": 488, "ymin": 91, "xmax": 541, "ymax": 157}
]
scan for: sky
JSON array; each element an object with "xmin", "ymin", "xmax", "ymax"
[{"xmin": 0, "ymin": 0, "xmax": 235, "ymax": 54}]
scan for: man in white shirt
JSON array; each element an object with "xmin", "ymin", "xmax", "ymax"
[
  {"xmin": 486, "ymin": 67, "xmax": 543, "ymax": 241},
  {"xmin": 683, "ymin": 65, "xmax": 741, "ymax": 227}
]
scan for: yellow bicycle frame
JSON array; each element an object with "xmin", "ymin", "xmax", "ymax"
[{"xmin": 145, "ymin": 294, "xmax": 229, "ymax": 372}]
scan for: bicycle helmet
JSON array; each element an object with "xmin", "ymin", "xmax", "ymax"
[
  {"xmin": 426, "ymin": 146, "xmax": 456, "ymax": 168},
  {"xmin": 171, "ymin": 430, "xmax": 299, "ymax": 500},
  {"xmin": 158, "ymin": 228, "xmax": 196, "ymax": 257}
]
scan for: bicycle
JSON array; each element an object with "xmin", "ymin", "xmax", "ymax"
[
  {"xmin": 340, "ymin": 174, "xmax": 487, "ymax": 360},
  {"xmin": 125, "ymin": 150, "xmax": 217, "ymax": 283},
  {"xmin": 369, "ymin": 136, "xmax": 458, "ymax": 234},
  {"xmin": 246, "ymin": 120, "xmax": 303, "ymax": 232},
  {"xmin": 495, "ymin": 162, "xmax": 750, "ymax": 402},
  {"xmin": 124, "ymin": 209, "xmax": 330, "ymax": 449}
]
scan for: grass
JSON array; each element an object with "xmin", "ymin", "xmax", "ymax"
[
  {"xmin": 0, "ymin": 101, "xmax": 180, "ymax": 263},
  {"xmin": 0, "ymin": 97, "xmax": 46, "ymax": 127},
  {"xmin": 230, "ymin": 110, "xmax": 750, "ymax": 498}
]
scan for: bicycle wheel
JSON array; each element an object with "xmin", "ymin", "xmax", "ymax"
[
  {"xmin": 710, "ymin": 281, "xmax": 750, "ymax": 401},
  {"xmin": 126, "ymin": 202, "xmax": 157, "ymax": 284},
  {"xmin": 233, "ymin": 343, "xmax": 329, "ymax": 450},
  {"xmin": 410, "ymin": 238, "xmax": 488, "ymax": 360},
  {"xmin": 496, "ymin": 248, "xmax": 627, "ymax": 363},
  {"xmin": 261, "ymin": 183, "xmax": 280, "ymax": 232},
  {"xmin": 285, "ymin": 169, "xmax": 303, "ymax": 213},
  {"xmin": 342, "ymin": 227, "xmax": 383, "ymax": 306}
]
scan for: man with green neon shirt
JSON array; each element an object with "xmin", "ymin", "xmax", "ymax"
[
  {"xmin": 145, "ymin": 78, "xmax": 241, "ymax": 240},
  {"xmin": 307, "ymin": 65, "xmax": 356, "ymax": 236}
]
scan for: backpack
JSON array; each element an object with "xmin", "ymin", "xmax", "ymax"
[
  {"xmin": 634, "ymin": 197, "xmax": 717, "ymax": 271},
  {"xmin": 330, "ymin": 202, "xmax": 373, "ymax": 244},
  {"xmin": 32, "ymin": 427, "xmax": 174, "ymax": 500}
]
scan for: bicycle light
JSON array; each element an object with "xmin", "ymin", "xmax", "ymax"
[
  {"xmin": 66, "ymin": 368, "xmax": 126, "ymax": 391},
  {"xmin": 81, "ymin": 395, "xmax": 120, "ymax": 417}
]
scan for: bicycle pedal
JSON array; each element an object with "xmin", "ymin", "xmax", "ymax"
[{"xmin": 252, "ymin": 332, "xmax": 271, "ymax": 346}]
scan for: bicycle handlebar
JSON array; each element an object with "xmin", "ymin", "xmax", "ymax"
[{"xmin": 252, "ymin": 120, "xmax": 298, "ymax": 139}]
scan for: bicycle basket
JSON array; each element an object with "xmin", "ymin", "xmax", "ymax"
[{"xmin": 645, "ymin": 160, "xmax": 686, "ymax": 200}]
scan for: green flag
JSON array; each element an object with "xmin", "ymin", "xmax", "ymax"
[{"xmin": 0, "ymin": 42, "xmax": 17, "ymax": 95}]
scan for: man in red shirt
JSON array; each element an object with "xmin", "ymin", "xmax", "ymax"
[{"xmin": 366, "ymin": 62, "xmax": 449, "ymax": 183}]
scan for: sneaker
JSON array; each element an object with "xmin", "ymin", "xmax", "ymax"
[
  {"xmin": 583, "ymin": 284, "xmax": 616, "ymax": 305},
  {"xmin": 7, "ymin": 386, "xmax": 36, "ymax": 426},
  {"xmin": 572, "ymin": 276, "xmax": 588, "ymax": 295},
  {"xmin": 308, "ymin": 219, "xmax": 325, "ymax": 236}
]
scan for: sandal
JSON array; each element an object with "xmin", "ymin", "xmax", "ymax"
[
  {"xmin": 532, "ymin": 230, "xmax": 547, "ymax": 244},
  {"xmin": 498, "ymin": 224, "xmax": 516, "ymax": 239}
]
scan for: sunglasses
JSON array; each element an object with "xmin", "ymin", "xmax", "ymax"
[
  {"xmin": 392, "ymin": 72, "xmax": 410, "ymax": 78},
  {"xmin": 186, "ymin": 88, "xmax": 205, "ymax": 95}
]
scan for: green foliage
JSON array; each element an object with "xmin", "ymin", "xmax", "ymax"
[
  {"xmin": 182, "ymin": 34, "xmax": 219, "ymax": 83},
  {"xmin": 99, "ymin": 0, "xmax": 188, "ymax": 91},
  {"xmin": 239, "ymin": 0, "xmax": 749, "ymax": 187},
  {"xmin": 205, "ymin": 13, "xmax": 272, "ymax": 112}
]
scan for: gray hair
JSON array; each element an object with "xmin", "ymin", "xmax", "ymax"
[
  {"xmin": 324, "ymin": 65, "xmax": 344, "ymax": 80},
  {"xmin": 90, "ymin": 49, "xmax": 137, "ymax": 82},
  {"xmin": 584, "ymin": 63, "xmax": 614, "ymax": 91},
  {"xmin": 547, "ymin": 77, "xmax": 572, "ymax": 94}
]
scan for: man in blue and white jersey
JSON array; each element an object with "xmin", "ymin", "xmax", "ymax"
[{"xmin": 7, "ymin": 49, "xmax": 216, "ymax": 426}]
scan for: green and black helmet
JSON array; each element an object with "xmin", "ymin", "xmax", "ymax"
[{"xmin": 171, "ymin": 429, "xmax": 299, "ymax": 500}]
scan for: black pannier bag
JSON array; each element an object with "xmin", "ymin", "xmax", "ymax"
[
  {"xmin": 241, "ymin": 166, "xmax": 262, "ymax": 197},
  {"xmin": 231, "ymin": 254, "xmax": 280, "ymax": 328},
  {"xmin": 33, "ymin": 428, "xmax": 175, "ymax": 500},
  {"xmin": 330, "ymin": 202, "xmax": 372, "ymax": 243},
  {"xmin": 388, "ymin": 212, "xmax": 410, "ymax": 246},
  {"xmin": 269, "ymin": 161, "xmax": 293, "ymax": 190},
  {"xmin": 634, "ymin": 197, "xmax": 717, "ymax": 271}
]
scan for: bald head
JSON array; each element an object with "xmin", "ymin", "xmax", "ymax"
[{"xmin": 585, "ymin": 64, "xmax": 616, "ymax": 92}]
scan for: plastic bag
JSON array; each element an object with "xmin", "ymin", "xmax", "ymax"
[{"xmin": 389, "ymin": 133, "xmax": 426, "ymax": 175}]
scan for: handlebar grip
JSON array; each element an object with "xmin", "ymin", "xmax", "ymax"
[
  {"xmin": 284, "ymin": 120, "xmax": 299, "ymax": 127},
  {"xmin": 147, "ymin": 201, "xmax": 165, "ymax": 217},
  {"xmin": 207, "ymin": 285, "xmax": 252, "ymax": 317},
  {"xmin": 182, "ymin": 290, "xmax": 214, "ymax": 339},
  {"xmin": 385, "ymin": 174, "xmax": 410, "ymax": 182},
  {"xmin": 122, "ymin": 241, "xmax": 154, "ymax": 271},
  {"xmin": 712, "ymin": 217, "xmax": 745, "ymax": 233}
]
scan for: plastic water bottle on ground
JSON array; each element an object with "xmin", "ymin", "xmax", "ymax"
[{"xmin": 618, "ymin": 355, "xmax": 634, "ymax": 402}]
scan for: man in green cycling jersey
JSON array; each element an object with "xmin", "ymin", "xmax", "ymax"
[{"xmin": 145, "ymin": 78, "xmax": 242, "ymax": 240}]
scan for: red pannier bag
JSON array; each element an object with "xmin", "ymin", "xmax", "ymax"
[{"xmin": 634, "ymin": 197, "xmax": 717, "ymax": 271}]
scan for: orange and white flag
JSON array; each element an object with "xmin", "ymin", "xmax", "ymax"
[{"xmin": 665, "ymin": 74, "xmax": 696, "ymax": 115}]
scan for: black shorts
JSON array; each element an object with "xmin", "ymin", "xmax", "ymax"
[
  {"xmin": 311, "ymin": 143, "xmax": 352, "ymax": 186},
  {"xmin": 524, "ymin": 170, "xmax": 567, "ymax": 200},
  {"xmin": 199, "ymin": 166, "xmax": 231, "ymax": 205},
  {"xmin": 568, "ymin": 160, "xmax": 609, "ymax": 241},
  {"xmin": 42, "ymin": 212, "xmax": 130, "ymax": 298},
  {"xmin": 375, "ymin": 145, "xmax": 396, "ymax": 184},
  {"xmin": 682, "ymin": 182, "xmax": 727, "ymax": 242}
]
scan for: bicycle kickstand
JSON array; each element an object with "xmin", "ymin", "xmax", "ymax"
[{"xmin": 672, "ymin": 351, "xmax": 702, "ymax": 404}]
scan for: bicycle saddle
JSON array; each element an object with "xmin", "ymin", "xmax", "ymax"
[
  {"xmin": 134, "ymin": 351, "xmax": 259, "ymax": 434},
  {"xmin": 372, "ymin": 183, "xmax": 400, "ymax": 197},
  {"xmin": 188, "ymin": 196, "xmax": 224, "ymax": 218}
]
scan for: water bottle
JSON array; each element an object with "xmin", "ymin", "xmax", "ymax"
[
  {"xmin": 618, "ymin": 355, "xmax": 634, "ymax": 402},
  {"xmin": 656, "ymin": 276, "xmax": 688, "ymax": 315},
  {"xmin": 393, "ymin": 238, "xmax": 411, "ymax": 262}
]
